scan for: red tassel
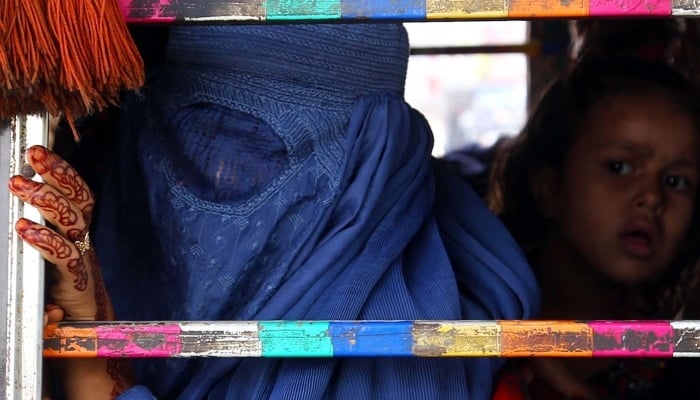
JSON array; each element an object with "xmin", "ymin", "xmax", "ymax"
[
  {"xmin": 0, "ymin": 19, "xmax": 11, "ymax": 90},
  {"xmin": 87, "ymin": 0, "xmax": 144, "ymax": 101},
  {"xmin": 0, "ymin": 0, "xmax": 144, "ymax": 141}
]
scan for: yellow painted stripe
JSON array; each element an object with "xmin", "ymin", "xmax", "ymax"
[
  {"xmin": 427, "ymin": 0, "xmax": 508, "ymax": 18},
  {"xmin": 413, "ymin": 321, "xmax": 500, "ymax": 356}
]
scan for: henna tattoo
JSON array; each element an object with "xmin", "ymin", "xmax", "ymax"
[
  {"xmin": 8, "ymin": 175, "xmax": 40, "ymax": 193},
  {"xmin": 17, "ymin": 224, "xmax": 72, "ymax": 259},
  {"xmin": 66, "ymin": 258, "xmax": 88, "ymax": 291},
  {"xmin": 30, "ymin": 191, "xmax": 79, "ymax": 229},
  {"xmin": 28, "ymin": 146, "xmax": 92, "ymax": 208},
  {"xmin": 107, "ymin": 359, "xmax": 134, "ymax": 399},
  {"xmin": 51, "ymin": 164, "xmax": 91, "ymax": 206},
  {"xmin": 27, "ymin": 146, "xmax": 51, "ymax": 175},
  {"xmin": 9, "ymin": 175, "xmax": 82, "ymax": 235},
  {"xmin": 16, "ymin": 220, "xmax": 88, "ymax": 291},
  {"xmin": 66, "ymin": 228, "xmax": 82, "ymax": 242}
]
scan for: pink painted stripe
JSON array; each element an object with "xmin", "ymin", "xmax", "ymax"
[
  {"xmin": 589, "ymin": 0, "xmax": 671, "ymax": 15},
  {"xmin": 119, "ymin": 0, "xmax": 178, "ymax": 23},
  {"xmin": 590, "ymin": 321, "xmax": 673, "ymax": 357},
  {"xmin": 96, "ymin": 324, "xmax": 182, "ymax": 358}
]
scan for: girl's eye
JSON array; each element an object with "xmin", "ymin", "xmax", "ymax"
[
  {"xmin": 606, "ymin": 160, "xmax": 632, "ymax": 175},
  {"xmin": 664, "ymin": 174, "xmax": 691, "ymax": 191}
]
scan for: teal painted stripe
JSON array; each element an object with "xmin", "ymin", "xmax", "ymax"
[
  {"xmin": 259, "ymin": 321, "xmax": 333, "ymax": 357},
  {"xmin": 266, "ymin": 0, "xmax": 342, "ymax": 19}
]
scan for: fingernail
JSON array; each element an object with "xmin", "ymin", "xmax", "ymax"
[
  {"xmin": 45, "ymin": 304, "xmax": 60, "ymax": 311},
  {"xmin": 14, "ymin": 218, "xmax": 33, "ymax": 233},
  {"xmin": 26, "ymin": 145, "xmax": 47, "ymax": 158},
  {"xmin": 7, "ymin": 176, "xmax": 40, "ymax": 193},
  {"xmin": 27, "ymin": 146, "xmax": 50, "ymax": 174}
]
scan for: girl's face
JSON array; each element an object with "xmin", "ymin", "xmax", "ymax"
[{"xmin": 540, "ymin": 91, "xmax": 700, "ymax": 286}]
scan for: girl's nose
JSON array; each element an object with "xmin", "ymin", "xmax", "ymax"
[{"xmin": 634, "ymin": 182, "xmax": 665, "ymax": 215}]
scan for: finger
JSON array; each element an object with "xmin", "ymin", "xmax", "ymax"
[
  {"xmin": 25, "ymin": 145, "xmax": 94, "ymax": 224},
  {"xmin": 8, "ymin": 175, "xmax": 88, "ymax": 241},
  {"xmin": 45, "ymin": 304, "xmax": 65, "ymax": 323},
  {"xmin": 15, "ymin": 218, "xmax": 88, "ymax": 292}
]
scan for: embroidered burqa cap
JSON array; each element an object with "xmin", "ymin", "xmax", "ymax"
[{"xmin": 95, "ymin": 23, "xmax": 539, "ymax": 400}]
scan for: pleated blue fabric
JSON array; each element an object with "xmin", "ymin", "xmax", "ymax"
[{"xmin": 95, "ymin": 23, "xmax": 539, "ymax": 400}]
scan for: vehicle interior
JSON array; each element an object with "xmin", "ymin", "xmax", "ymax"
[{"xmin": 3, "ymin": 2, "xmax": 700, "ymax": 398}]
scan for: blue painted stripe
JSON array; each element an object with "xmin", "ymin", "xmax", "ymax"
[
  {"xmin": 340, "ymin": 0, "xmax": 426, "ymax": 19},
  {"xmin": 330, "ymin": 321, "xmax": 414, "ymax": 356}
]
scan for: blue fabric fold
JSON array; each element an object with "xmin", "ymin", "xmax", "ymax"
[
  {"xmin": 118, "ymin": 386, "xmax": 158, "ymax": 400},
  {"xmin": 95, "ymin": 23, "xmax": 539, "ymax": 400}
]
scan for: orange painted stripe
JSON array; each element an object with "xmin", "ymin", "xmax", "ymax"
[
  {"xmin": 508, "ymin": 0, "xmax": 588, "ymax": 17},
  {"xmin": 500, "ymin": 321, "xmax": 593, "ymax": 357},
  {"xmin": 43, "ymin": 323, "xmax": 98, "ymax": 358}
]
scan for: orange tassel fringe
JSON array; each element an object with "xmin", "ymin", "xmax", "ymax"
[{"xmin": 0, "ymin": 0, "xmax": 144, "ymax": 140}]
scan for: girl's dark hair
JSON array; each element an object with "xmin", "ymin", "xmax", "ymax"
[{"xmin": 488, "ymin": 57, "xmax": 700, "ymax": 316}]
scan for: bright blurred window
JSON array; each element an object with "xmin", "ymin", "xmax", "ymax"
[{"xmin": 404, "ymin": 22, "xmax": 529, "ymax": 157}]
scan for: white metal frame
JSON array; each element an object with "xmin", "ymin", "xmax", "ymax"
[{"xmin": 2, "ymin": 115, "xmax": 49, "ymax": 399}]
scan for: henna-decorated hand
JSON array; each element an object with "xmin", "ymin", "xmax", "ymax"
[
  {"xmin": 8, "ymin": 145, "xmax": 132, "ymax": 400},
  {"xmin": 8, "ymin": 145, "xmax": 112, "ymax": 321}
]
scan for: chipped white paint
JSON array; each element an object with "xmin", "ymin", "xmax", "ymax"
[{"xmin": 179, "ymin": 322, "xmax": 262, "ymax": 357}]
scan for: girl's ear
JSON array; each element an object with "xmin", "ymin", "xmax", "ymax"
[{"xmin": 531, "ymin": 168, "xmax": 560, "ymax": 218}]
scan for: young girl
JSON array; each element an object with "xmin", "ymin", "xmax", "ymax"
[{"xmin": 489, "ymin": 57, "xmax": 700, "ymax": 399}]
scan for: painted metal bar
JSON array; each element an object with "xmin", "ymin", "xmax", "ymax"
[
  {"xmin": 589, "ymin": 0, "xmax": 672, "ymax": 15},
  {"xmin": 500, "ymin": 320, "xmax": 592, "ymax": 357},
  {"xmin": 340, "ymin": 0, "xmax": 426, "ymax": 19},
  {"xmin": 425, "ymin": 0, "xmax": 508, "ymax": 18},
  {"xmin": 118, "ymin": 0, "xmax": 688, "ymax": 22},
  {"xmin": 508, "ymin": 0, "xmax": 589, "ymax": 18},
  {"xmin": 413, "ymin": 321, "xmax": 500, "ymax": 357},
  {"xmin": 4, "ymin": 115, "xmax": 49, "ymax": 399},
  {"xmin": 43, "ymin": 320, "xmax": 700, "ymax": 358},
  {"xmin": 330, "ymin": 321, "xmax": 413, "ymax": 357},
  {"xmin": 266, "ymin": 0, "xmax": 341, "ymax": 20},
  {"xmin": 589, "ymin": 320, "xmax": 674, "ymax": 357},
  {"xmin": 672, "ymin": 321, "xmax": 700, "ymax": 356},
  {"xmin": 674, "ymin": 0, "xmax": 700, "ymax": 14}
]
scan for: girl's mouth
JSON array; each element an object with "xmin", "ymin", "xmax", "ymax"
[{"xmin": 619, "ymin": 228, "xmax": 654, "ymax": 258}]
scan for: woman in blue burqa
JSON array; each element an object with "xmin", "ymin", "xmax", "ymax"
[{"xmin": 12, "ymin": 23, "xmax": 539, "ymax": 399}]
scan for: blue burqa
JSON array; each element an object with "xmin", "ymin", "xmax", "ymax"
[{"xmin": 94, "ymin": 24, "xmax": 539, "ymax": 400}]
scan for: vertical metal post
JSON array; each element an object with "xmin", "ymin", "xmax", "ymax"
[
  {"xmin": 3, "ymin": 114, "xmax": 49, "ymax": 399},
  {"xmin": 0, "ymin": 119, "xmax": 9, "ymax": 400}
]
